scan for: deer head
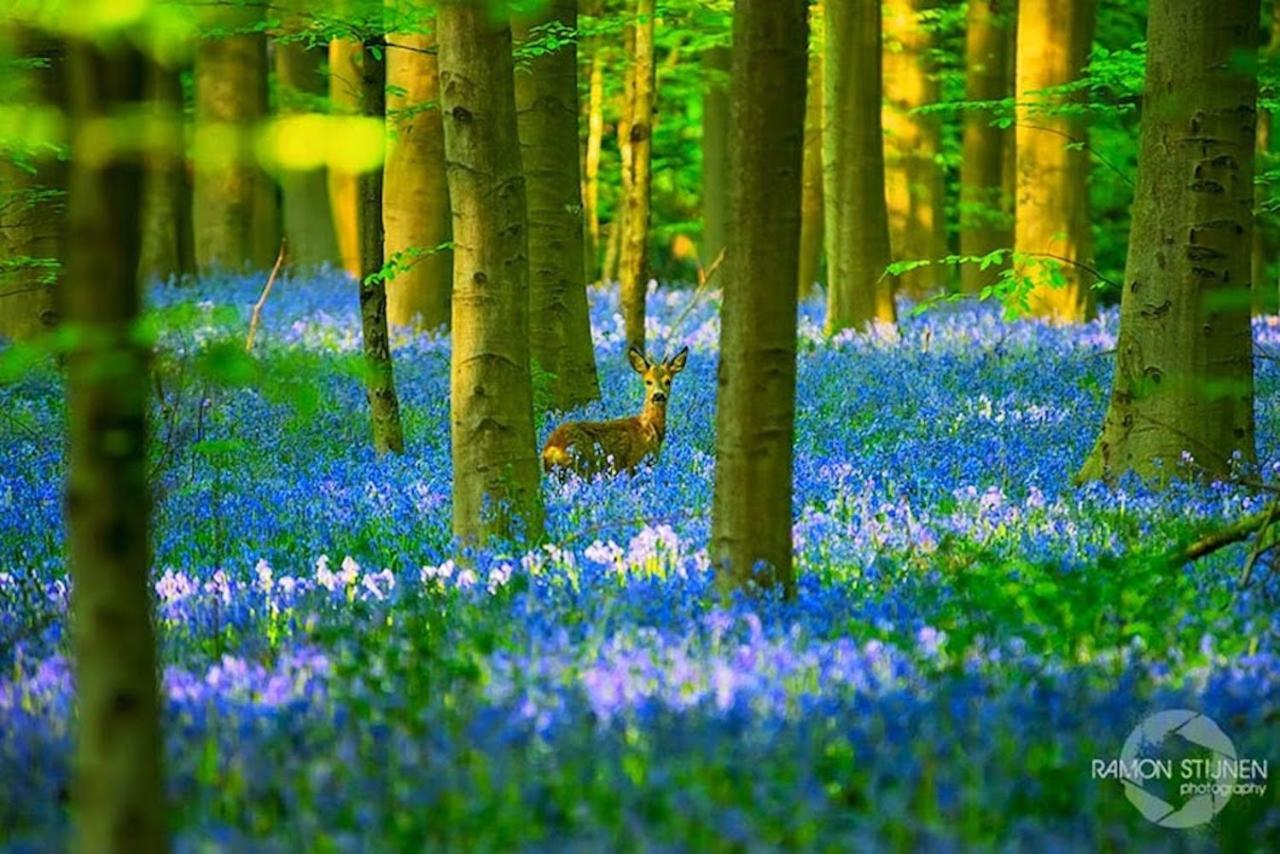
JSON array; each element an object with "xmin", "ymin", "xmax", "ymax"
[{"xmin": 628, "ymin": 345, "xmax": 688, "ymax": 409}]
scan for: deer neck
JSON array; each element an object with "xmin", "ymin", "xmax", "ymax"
[{"xmin": 640, "ymin": 402, "xmax": 667, "ymax": 446}]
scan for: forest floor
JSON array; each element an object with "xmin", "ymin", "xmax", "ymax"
[{"xmin": 1, "ymin": 273, "xmax": 1278, "ymax": 848}]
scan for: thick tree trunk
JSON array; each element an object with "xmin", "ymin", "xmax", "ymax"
[
  {"xmin": 823, "ymin": 0, "xmax": 896, "ymax": 332},
  {"xmin": 328, "ymin": 38, "xmax": 364, "ymax": 279},
  {"xmin": 385, "ymin": 30, "xmax": 453, "ymax": 332},
  {"xmin": 618, "ymin": 0, "xmax": 656, "ymax": 352},
  {"xmin": 355, "ymin": 39, "xmax": 405, "ymax": 456},
  {"xmin": 275, "ymin": 39, "xmax": 341, "ymax": 271},
  {"xmin": 701, "ymin": 45, "xmax": 730, "ymax": 266},
  {"xmin": 193, "ymin": 7, "xmax": 279, "ymax": 272},
  {"xmin": 1014, "ymin": 0, "xmax": 1095, "ymax": 322},
  {"xmin": 1079, "ymin": 0, "xmax": 1258, "ymax": 483},
  {"xmin": 797, "ymin": 2, "xmax": 825, "ymax": 298},
  {"xmin": 138, "ymin": 60, "xmax": 192, "ymax": 284},
  {"xmin": 959, "ymin": 0, "xmax": 1014, "ymax": 293},
  {"xmin": 63, "ymin": 39, "xmax": 166, "ymax": 852},
  {"xmin": 583, "ymin": 3, "xmax": 606, "ymax": 279},
  {"xmin": 712, "ymin": 0, "xmax": 808, "ymax": 599},
  {"xmin": 438, "ymin": 3, "xmax": 544, "ymax": 547},
  {"xmin": 882, "ymin": 0, "xmax": 947, "ymax": 299},
  {"xmin": 515, "ymin": 1, "xmax": 601, "ymax": 409}
]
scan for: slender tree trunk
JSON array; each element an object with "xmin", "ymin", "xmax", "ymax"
[
  {"xmin": 1252, "ymin": 0, "xmax": 1279, "ymax": 311},
  {"xmin": 824, "ymin": 0, "xmax": 896, "ymax": 332},
  {"xmin": 1079, "ymin": 0, "xmax": 1258, "ymax": 483},
  {"xmin": 193, "ymin": 7, "xmax": 279, "ymax": 272},
  {"xmin": 385, "ymin": 30, "xmax": 453, "ymax": 332},
  {"xmin": 329, "ymin": 38, "xmax": 363, "ymax": 279},
  {"xmin": 882, "ymin": 0, "xmax": 947, "ymax": 299},
  {"xmin": 797, "ymin": 2, "xmax": 825, "ymax": 297},
  {"xmin": 713, "ymin": 0, "xmax": 808, "ymax": 599},
  {"xmin": 354, "ymin": 38, "xmax": 405, "ymax": 456},
  {"xmin": 1014, "ymin": 0, "xmax": 1096, "ymax": 322},
  {"xmin": 959, "ymin": 0, "xmax": 1014, "ymax": 293},
  {"xmin": 63, "ymin": 38, "xmax": 166, "ymax": 853},
  {"xmin": 701, "ymin": 44, "xmax": 730, "ymax": 266},
  {"xmin": 582, "ymin": 0, "xmax": 606, "ymax": 278},
  {"xmin": 618, "ymin": 0, "xmax": 656, "ymax": 352},
  {"xmin": 438, "ymin": 2, "xmax": 544, "ymax": 547},
  {"xmin": 138, "ymin": 60, "xmax": 191, "ymax": 284},
  {"xmin": 515, "ymin": 1, "xmax": 601, "ymax": 409},
  {"xmin": 275, "ymin": 38, "xmax": 341, "ymax": 270}
]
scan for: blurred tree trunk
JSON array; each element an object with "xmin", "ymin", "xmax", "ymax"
[
  {"xmin": 385, "ymin": 30, "xmax": 453, "ymax": 332},
  {"xmin": 797, "ymin": 1, "xmax": 825, "ymax": 297},
  {"xmin": 438, "ymin": 2, "xmax": 544, "ymax": 546},
  {"xmin": 582, "ymin": 0, "xmax": 606, "ymax": 280},
  {"xmin": 1079, "ymin": 0, "xmax": 1258, "ymax": 483},
  {"xmin": 824, "ymin": 0, "xmax": 896, "ymax": 332},
  {"xmin": 882, "ymin": 0, "xmax": 947, "ymax": 299},
  {"xmin": 275, "ymin": 38, "xmax": 341, "ymax": 270},
  {"xmin": 0, "ymin": 28, "xmax": 64, "ymax": 340},
  {"xmin": 959, "ymin": 0, "xmax": 1014, "ymax": 293},
  {"xmin": 138, "ymin": 60, "xmax": 192, "ymax": 284},
  {"xmin": 355, "ymin": 38, "xmax": 405, "ymax": 456},
  {"xmin": 713, "ymin": 0, "xmax": 808, "ymax": 598},
  {"xmin": 1014, "ymin": 0, "xmax": 1095, "ymax": 322},
  {"xmin": 618, "ymin": 0, "xmax": 656, "ymax": 351},
  {"xmin": 1252, "ymin": 0, "xmax": 1279, "ymax": 311},
  {"xmin": 514, "ymin": 1, "xmax": 601, "ymax": 409},
  {"xmin": 63, "ymin": 37, "xmax": 166, "ymax": 852},
  {"xmin": 701, "ymin": 44, "xmax": 730, "ymax": 266},
  {"xmin": 193, "ymin": 6, "xmax": 279, "ymax": 272},
  {"xmin": 329, "ymin": 38, "xmax": 363, "ymax": 278}
]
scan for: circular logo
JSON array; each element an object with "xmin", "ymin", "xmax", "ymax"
[{"xmin": 1119, "ymin": 709, "xmax": 1238, "ymax": 828}]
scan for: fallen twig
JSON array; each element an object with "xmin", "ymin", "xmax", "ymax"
[{"xmin": 245, "ymin": 240, "xmax": 287, "ymax": 353}]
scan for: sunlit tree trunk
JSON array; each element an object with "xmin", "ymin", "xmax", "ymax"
[
  {"xmin": 1252, "ymin": 0, "xmax": 1279, "ymax": 311},
  {"xmin": 618, "ymin": 0, "xmax": 656, "ymax": 351},
  {"xmin": 1079, "ymin": 0, "xmax": 1258, "ymax": 483},
  {"xmin": 63, "ymin": 38, "xmax": 166, "ymax": 852},
  {"xmin": 138, "ymin": 60, "xmax": 192, "ymax": 284},
  {"xmin": 701, "ymin": 44, "xmax": 730, "ymax": 266},
  {"xmin": 882, "ymin": 0, "xmax": 947, "ymax": 299},
  {"xmin": 515, "ymin": 1, "xmax": 600, "ymax": 409},
  {"xmin": 329, "ymin": 38, "xmax": 363, "ymax": 279},
  {"xmin": 824, "ymin": 0, "xmax": 896, "ymax": 332},
  {"xmin": 959, "ymin": 0, "xmax": 1014, "ymax": 293},
  {"xmin": 385, "ymin": 30, "xmax": 453, "ymax": 332},
  {"xmin": 713, "ymin": 0, "xmax": 808, "ymax": 599},
  {"xmin": 438, "ymin": 2, "xmax": 544, "ymax": 546},
  {"xmin": 1014, "ymin": 0, "xmax": 1095, "ymax": 322},
  {"xmin": 582, "ymin": 0, "xmax": 606, "ymax": 279},
  {"xmin": 797, "ymin": 1, "xmax": 825, "ymax": 297}
]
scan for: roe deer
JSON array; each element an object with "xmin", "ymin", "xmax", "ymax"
[{"xmin": 542, "ymin": 346, "xmax": 689, "ymax": 477}]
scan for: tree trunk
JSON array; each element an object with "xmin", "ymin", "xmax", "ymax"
[
  {"xmin": 959, "ymin": 0, "xmax": 1014, "ymax": 293},
  {"xmin": 354, "ymin": 38, "xmax": 405, "ymax": 456},
  {"xmin": 138, "ymin": 60, "xmax": 192, "ymax": 284},
  {"xmin": 712, "ymin": 0, "xmax": 808, "ymax": 598},
  {"xmin": 329, "ymin": 38, "xmax": 364, "ymax": 279},
  {"xmin": 882, "ymin": 0, "xmax": 947, "ymax": 299},
  {"xmin": 1013, "ymin": 0, "xmax": 1095, "ymax": 322},
  {"xmin": 0, "ymin": 28, "xmax": 64, "ymax": 341},
  {"xmin": 63, "ymin": 38, "xmax": 166, "ymax": 853},
  {"xmin": 618, "ymin": 0, "xmax": 656, "ymax": 352},
  {"xmin": 797, "ymin": 1, "xmax": 825, "ymax": 297},
  {"xmin": 823, "ymin": 0, "xmax": 896, "ymax": 332},
  {"xmin": 1252, "ymin": 0, "xmax": 1279, "ymax": 311},
  {"xmin": 514, "ymin": 1, "xmax": 601, "ymax": 409},
  {"xmin": 275, "ymin": 39, "xmax": 341, "ymax": 271},
  {"xmin": 385, "ymin": 30, "xmax": 453, "ymax": 332},
  {"xmin": 701, "ymin": 44, "xmax": 730, "ymax": 266},
  {"xmin": 1078, "ymin": 0, "xmax": 1258, "ymax": 483},
  {"xmin": 193, "ymin": 7, "xmax": 279, "ymax": 273},
  {"xmin": 438, "ymin": 2, "xmax": 544, "ymax": 547},
  {"xmin": 582, "ymin": 3, "xmax": 606, "ymax": 280}
]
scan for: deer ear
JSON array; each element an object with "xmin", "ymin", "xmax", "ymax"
[
  {"xmin": 666, "ymin": 347, "xmax": 689, "ymax": 374},
  {"xmin": 627, "ymin": 346, "xmax": 650, "ymax": 374}
]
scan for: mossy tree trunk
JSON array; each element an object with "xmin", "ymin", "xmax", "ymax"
[
  {"xmin": 63, "ymin": 38, "xmax": 166, "ymax": 852},
  {"xmin": 138, "ymin": 59, "xmax": 192, "ymax": 284},
  {"xmin": 438, "ymin": 2, "xmax": 544, "ymax": 547},
  {"xmin": 712, "ymin": 0, "xmax": 809, "ymax": 599},
  {"xmin": 618, "ymin": 0, "xmax": 656, "ymax": 352},
  {"xmin": 700, "ymin": 44, "xmax": 730, "ymax": 267},
  {"xmin": 797, "ymin": 2, "xmax": 825, "ymax": 297},
  {"xmin": 823, "ymin": 0, "xmax": 896, "ymax": 333},
  {"xmin": 1079, "ymin": 0, "xmax": 1258, "ymax": 483},
  {"xmin": 514, "ymin": 1, "xmax": 600, "ymax": 409},
  {"xmin": 329, "ymin": 38, "xmax": 364, "ymax": 279}
]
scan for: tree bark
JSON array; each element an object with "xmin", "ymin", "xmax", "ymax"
[
  {"xmin": 823, "ymin": 0, "xmax": 896, "ymax": 332},
  {"xmin": 618, "ymin": 0, "xmax": 656, "ymax": 352},
  {"xmin": 798, "ymin": 2, "xmax": 825, "ymax": 298},
  {"xmin": 582, "ymin": 1, "xmax": 606, "ymax": 280},
  {"xmin": 959, "ymin": 0, "xmax": 1014, "ymax": 293},
  {"xmin": 385, "ymin": 30, "xmax": 453, "ymax": 332},
  {"xmin": 438, "ymin": 2, "xmax": 544, "ymax": 547},
  {"xmin": 514, "ymin": 1, "xmax": 601, "ymax": 409},
  {"xmin": 712, "ymin": 0, "xmax": 808, "ymax": 598},
  {"xmin": 138, "ymin": 60, "xmax": 192, "ymax": 284},
  {"xmin": 1078, "ymin": 0, "xmax": 1258, "ymax": 483},
  {"xmin": 882, "ymin": 0, "xmax": 948, "ymax": 299},
  {"xmin": 1014, "ymin": 0, "xmax": 1096, "ymax": 322},
  {"xmin": 329, "ymin": 38, "xmax": 364, "ymax": 279},
  {"xmin": 701, "ymin": 44, "xmax": 730, "ymax": 267},
  {"xmin": 63, "ymin": 38, "xmax": 166, "ymax": 853}
]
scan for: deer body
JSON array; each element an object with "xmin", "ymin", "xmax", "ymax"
[{"xmin": 542, "ymin": 347, "xmax": 688, "ymax": 477}]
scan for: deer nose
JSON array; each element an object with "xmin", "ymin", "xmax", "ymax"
[{"xmin": 652, "ymin": 392, "xmax": 667, "ymax": 403}]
